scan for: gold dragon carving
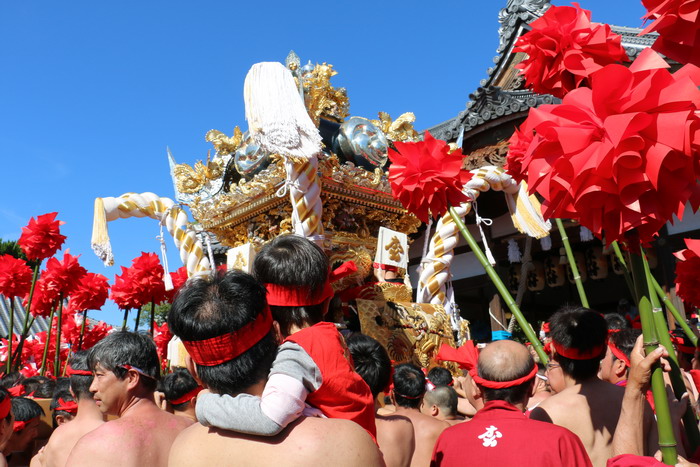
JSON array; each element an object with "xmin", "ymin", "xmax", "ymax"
[
  {"xmin": 303, "ymin": 63, "xmax": 350, "ymax": 125},
  {"xmin": 371, "ymin": 112, "xmax": 420, "ymax": 143}
]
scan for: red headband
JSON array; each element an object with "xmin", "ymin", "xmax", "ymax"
[
  {"xmin": 54, "ymin": 398, "xmax": 78, "ymax": 414},
  {"xmin": 264, "ymin": 282, "xmax": 334, "ymax": 306},
  {"xmin": 373, "ymin": 262, "xmax": 399, "ymax": 272},
  {"xmin": 119, "ymin": 365, "xmax": 157, "ymax": 381},
  {"xmin": 552, "ymin": 341, "xmax": 607, "ymax": 360},
  {"xmin": 436, "ymin": 341, "xmax": 537, "ymax": 389},
  {"xmin": 13, "ymin": 417, "xmax": 36, "ymax": 432},
  {"xmin": 66, "ymin": 364, "xmax": 92, "ymax": 376},
  {"xmin": 608, "ymin": 341, "xmax": 631, "ymax": 368},
  {"xmin": 542, "ymin": 322, "xmax": 550, "ymax": 334},
  {"xmin": 169, "ymin": 386, "xmax": 203, "ymax": 406},
  {"xmin": 182, "ymin": 306, "xmax": 273, "ymax": 367},
  {"xmin": 0, "ymin": 397, "xmax": 10, "ymax": 419},
  {"xmin": 670, "ymin": 336, "xmax": 695, "ymax": 355}
]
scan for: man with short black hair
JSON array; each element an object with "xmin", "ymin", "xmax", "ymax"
[
  {"xmin": 426, "ymin": 367, "xmax": 452, "ymax": 389},
  {"xmin": 599, "ymin": 328, "xmax": 641, "ymax": 386},
  {"xmin": 32, "ymin": 351, "xmax": 105, "ymax": 467},
  {"xmin": 530, "ymin": 307, "xmax": 657, "ymax": 467},
  {"xmin": 161, "ymin": 368, "xmax": 200, "ymax": 422},
  {"xmin": 432, "ymin": 340, "xmax": 591, "ymax": 466},
  {"xmin": 348, "ymin": 334, "xmax": 415, "ymax": 467},
  {"xmin": 48, "ymin": 391, "xmax": 77, "ymax": 428},
  {"xmin": 392, "ymin": 363, "xmax": 449, "ymax": 467},
  {"xmin": 66, "ymin": 333, "xmax": 191, "ymax": 467},
  {"xmin": 5, "ymin": 397, "xmax": 43, "ymax": 464},
  {"xmin": 168, "ymin": 270, "xmax": 382, "ymax": 467},
  {"xmin": 421, "ymin": 387, "xmax": 462, "ymax": 426}
]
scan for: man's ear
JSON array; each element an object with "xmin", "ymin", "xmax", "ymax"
[
  {"xmin": 470, "ymin": 380, "xmax": 483, "ymax": 402},
  {"xmin": 185, "ymin": 355, "xmax": 206, "ymax": 388},
  {"xmin": 430, "ymin": 404, "xmax": 439, "ymax": 417},
  {"xmin": 55, "ymin": 414, "xmax": 68, "ymax": 426},
  {"xmin": 614, "ymin": 359, "xmax": 628, "ymax": 379},
  {"xmin": 272, "ymin": 321, "xmax": 283, "ymax": 344},
  {"xmin": 125, "ymin": 369, "xmax": 141, "ymax": 391},
  {"xmin": 528, "ymin": 378, "xmax": 537, "ymax": 398}
]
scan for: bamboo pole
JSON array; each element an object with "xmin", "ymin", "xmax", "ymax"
[
  {"xmin": 149, "ymin": 300, "xmax": 155, "ymax": 336},
  {"xmin": 53, "ymin": 296, "xmax": 64, "ymax": 376},
  {"xmin": 449, "ymin": 207, "xmax": 549, "ymax": 364},
  {"xmin": 611, "ymin": 241, "xmax": 638, "ymax": 303},
  {"xmin": 13, "ymin": 264, "xmax": 40, "ymax": 371},
  {"xmin": 134, "ymin": 308, "xmax": 141, "ymax": 332},
  {"xmin": 78, "ymin": 309, "xmax": 88, "ymax": 351},
  {"xmin": 630, "ymin": 253, "xmax": 678, "ymax": 465},
  {"xmin": 121, "ymin": 309, "xmax": 129, "ymax": 332},
  {"xmin": 642, "ymin": 252, "xmax": 700, "ymax": 452},
  {"xmin": 6, "ymin": 298, "xmax": 14, "ymax": 374},
  {"xmin": 651, "ymin": 278, "xmax": 698, "ymax": 347},
  {"xmin": 555, "ymin": 219, "xmax": 589, "ymax": 307},
  {"xmin": 40, "ymin": 307, "xmax": 56, "ymax": 377}
]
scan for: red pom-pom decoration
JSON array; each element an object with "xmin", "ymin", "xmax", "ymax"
[
  {"xmin": 642, "ymin": 0, "xmax": 700, "ymax": 67},
  {"xmin": 674, "ymin": 238, "xmax": 700, "ymax": 308},
  {"xmin": 507, "ymin": 49, "xmax": 700, "ymax": 244},
  {"xmin": 18, "ymin": 212, "xmax": 66, "ymax": 262},
  {"xmin": 0, "ymin": 255, "xmax": 32, "ymax": 299},
  {"xmin": 388, "ymin": 132, "xmax": 472, "ymax": 223},
  {"xmin": 514, "ymin": 3, "xmax": 629, "ymax": 99}
]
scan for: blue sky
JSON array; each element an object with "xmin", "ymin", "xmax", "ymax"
[{"xmin": 0, "ymin": 1, "xmax": 646, "ymax": 326}]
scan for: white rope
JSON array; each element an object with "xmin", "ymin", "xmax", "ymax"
[
  {"xmin": 489, "ymin": 309, "xmax": 508, "ymax": 331},
  {"xmin": 203, "ymin": 233, "xmax": 216, "ymax": 277},
  {"xmin": 275, "ymin": 159, "xmax": 308, "ymax": 197},
  {"xmin": 473, "ymin": 201, "xmax": 496, "ymax": 266},
  {"xmin": 416, "ymin": 217, "xmax": 433, "ymax": 276},
  {"xmin": 158, "ymin": 205, "xmax": 175, "ymax": 290}
]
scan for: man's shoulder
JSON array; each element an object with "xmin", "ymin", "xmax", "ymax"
[{"xmin": 375, "ymin": 414, "xmax": 414, "ymax": 439}]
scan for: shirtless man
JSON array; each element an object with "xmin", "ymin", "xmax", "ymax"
[
  {"xmin": 526, "ymin": 363, "xmax": 551, "ymax": 411},
  {"xmin": 392, "ymin": 363, "xmax": 449, "ymax": 467},
  {"xmin": 348, "ymin": 334, "xmax": 415, "ymax": 467},
  {"xmin": 161, "ymin": 368, "xmax": 200, "ymax": 423},
  {"xmin": 420, "ymin": 387, "xmax": 463, "ymax": 426},
  {"xmin": 167, "ymin": 270, "xmax": 382, "ymax": 467},
  {"xmin": 530, "ymin": 307, "xmax": 657, "ymax": 467},
  {"xmin": 66, "ymin": 332, "xmax": 192, "ymax": 467},
  {"xmin": 31, "ymin": 351, "xmax": 104, "ymax": 467}
]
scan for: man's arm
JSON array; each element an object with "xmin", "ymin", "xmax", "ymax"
[{"xmin": 195, "ymin": 342, "xmax": 322, "ymax": 436}]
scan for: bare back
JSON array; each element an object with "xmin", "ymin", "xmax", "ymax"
[
  {"xmin": 67, "ymin": 404, "xmax": 191, "ymax": 467},
  {"xmin": 168, "ymin": 416, "xmax": 383, "ymax": 467},
  {"xmin": 394, "ymin": 408, "xmax": 449, "ymax": 467},
  {"xmin": 34, "ymin": 416, "xmax": 104, "ymax": 467},
  {"xmin": 530, "ymin": 379, "xmax": 648, "ymax": 467},
  {"xmin": 376, "ymin": 414, "xmax": 415, "ymax": 467}
]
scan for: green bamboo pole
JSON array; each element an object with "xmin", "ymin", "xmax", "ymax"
[
  {"xmin": 134, "ymin": 308, "xmax": 141, "ymax": 332},
  {"xmin": 78, "ymin": 309, "xmax": 88, "ymax": 351},
  {"xmin": 40, "ymin": 307, "xmax": 56, "ymax": 377},
  {"xmin": 13, "ymin": 264, "xmax": 40, "ymax": 371},
  {"xmin": 6, "ymin": 298, "xmax": 14, "ymax": 374},
  {"xmin": 555, "ymin": 219, "xmax": 589, "ymax": 307},
  {"xmin": 53, "ymin": 296, "xmax": 64, "ymax": 376},
  {"xmin": 630, "ymin": 253, "xmax": 678, "ymax": 465},
  {"xmin": 449, "ymin": 207, "xmax": 549, "ymax": 364},
  {"xmin": 611, "ymin": 241, "xmax": 638, "ymax": 304},
  {"xmin": 642, "ymin": 251, "xmax": 700, "ymax": 452},
  {"xmin": 121, "ymin": 309, "xmax": 129, "ymax": 332},
  {"xmin": 149, "ymin": 300, "xmax": 155, "ymax": 336},
  {"xmin": 651, "ymin": 278, "xmax": 698, "ymax": 347}
]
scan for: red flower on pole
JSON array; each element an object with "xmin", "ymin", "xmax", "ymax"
[
  {"xmin": 641, "ymin": 0, "xmax": 700, "ymax": 67},
  {"xmin": 69, "ymin": 272, "xmax": 110, "ymax": 312},
  {"xmin": 43, "ymin": 251, "xmax": 87, "ymax": 297},
  {"xmin": 165, "ymin": 266, "xmax": 189, "ymax": 303},
  {"xmin": 0, "ymin": 255, "xmax": 32, "ymax": 299},
  {"xmin": 110, "ymin": 267, "xmax": 142, "ymax": 310},
  {"xmin": 18, "ymin": 212, "xmax": 67, "ymax": 261},
  {"xmin": 674, "ymin": 238, "xmax": 700, "ymax": 308},
  {"xmin": 513, "ymin": 3, "xmax": 629, "ymax": 99},
  {"xmin": 507, "ymin": 49, "xmax": 700, "ymax": 244},
  {"xmin": 131, "ymin": 252, "xmax": 167, "ymax": 306},
  {"xmin": 388, "ymin": 132, "xmax": 472, "ymax": 223},
  {"xmin": 25, "ymin": 277, "xmax": 59, "ymax": 318}
]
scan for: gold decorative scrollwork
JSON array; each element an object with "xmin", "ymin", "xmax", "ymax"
[
  {"xmin": 372, "ymin": 112, "xmax": 420, "ymax": 143},
  {"xmin": 173, "ymin": 152, "xmax": 225, "ymax": 194},
  {"xmin": 205, "ymin": 127, "xmax": 244, "ymax": 156},
  {"xmin": 303, "ymin": 63, "xmax": 350, "ymax": 125}
]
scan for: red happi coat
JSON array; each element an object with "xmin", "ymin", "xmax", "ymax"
[
  {"xmin": 431, "ymin": 401, "xmax": 591, "ymax": 467},
  {"xmin": 285, "ymin": 322, "xmax": 377, "ymax": 439}
]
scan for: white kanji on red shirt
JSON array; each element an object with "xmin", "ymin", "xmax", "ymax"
[{"xmin": 477, "ymin": 425, "xmax": 503, "ymax": 447}]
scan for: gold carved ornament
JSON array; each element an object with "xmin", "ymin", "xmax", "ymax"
[{"xmin": 371, "ymin": 112, "xmax": 420, "ymax": 143}]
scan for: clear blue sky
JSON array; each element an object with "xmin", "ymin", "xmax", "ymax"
[{"xmin": 0, "ymin": 1, "xmax": 646, "ymax": 326}]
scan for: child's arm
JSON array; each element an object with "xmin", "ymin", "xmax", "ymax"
[{"xmin": 195, "ymin": 341, "xmax": 322, "ymax": 435}]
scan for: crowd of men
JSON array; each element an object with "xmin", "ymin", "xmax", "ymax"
[{"xmin": 0, "ymin": 235, "xmax": 697, "ymax": 466}]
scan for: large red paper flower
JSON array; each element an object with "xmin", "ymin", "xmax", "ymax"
[
  {"xmin": 43, "ymin": 251, "xmax": 87, "ymax": 297},
  {"xmin": 165, "ymin": 266, "xmax": 189, "ymax": 303},
  {"xmin": 674, "ymin": 238, "xmax": 700, "ymax": 308},
  {"xmin": 69, "ymin": 272, "xmax": 110, "ymax": 312},
  {"xmin": 642, "ymin": 0, "xmax": 700, "ymax": 67},
  {"xmin": 507, "ymin": 49, "xmax": 700, "ymax": 244},
  {"xmin": 18, "ymin": 212, "xmax": 67, "ymax": 261},
  {"xmin": 25, "ymin": 276, "xmax": 59, "ymax": 318},
  {"xmin": 388, "ymin": 132, "xmax": 472, "ymax": 223},
  {"xmin": 514, "ymin": 3, "xmax": 629, "ymax": 99},
  {"xmin": 110, "ymin": 266, "xmax": 142, "ymax": 310},
  {"xmin": 130, "ymin": 252, "xmax": 167, "ymax": 306},
  {"xmin": 0, "ymin": 255, "xmax": 32, "ymax": 299}
]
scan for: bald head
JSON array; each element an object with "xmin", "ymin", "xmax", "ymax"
[
  {"xmin": 478, "ymin": 340, "xmax": 534, "ymax": 382},
  {"xmin": 476, "ymin": 340, "xmax": 535, "ymax": 406}
]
